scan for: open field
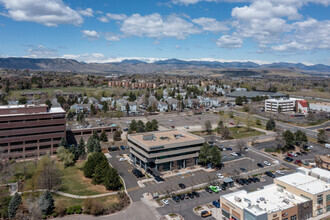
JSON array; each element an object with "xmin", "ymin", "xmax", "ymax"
[
  {"xmin": 283, "ymin": 90, "xmax": 330, "ymax": 99},
  {"xmin": 229, "ymin": 127, "xmax": 265, "ymax": 139}
]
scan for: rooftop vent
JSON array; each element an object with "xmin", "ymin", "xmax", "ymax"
[
  {"xmin": 283, "ymin": 199, "xmax": 290, "ymax": 204},
  {"xmin": 234, "ymin": 196, "xmax": 242, "ymax": 202},
  {"xmin": 143, "ymin": 134, "xmax": 156, "ymax": 141},
  {"xmin": 277, "ymin": 188, "xmax": 284, "ymax": 192}
]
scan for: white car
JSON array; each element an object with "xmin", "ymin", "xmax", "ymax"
[
  {"xmin": 291, "ymin": 153, "xmax": 297, "ymax": 157},
  {"xmin": 217, "ymin": 173, "xmax": 224, "ymax": 179},
  {"xmin": 308, "ymin": 145, "xmax": 313, "ymax": 150},
  {"xmin": 119, "ymin": 158, "xmax": 126, "ymax": 162},
  {"xmin": 184, "ymin": 126, "xmax": 189, "ymax": 129},
  {"xmin": 168, "ymin": 119, "xmax": 173, "ymax": 122},
  {"xmin": 276, "ymin": 170, "xmax": 284, "ymax": 175},
  {"xmin": 230, "ymin": 152, "xmax": 238, "ymax": 157},
  {"xmin": 162, "ymin": 199, "xmax": 169, "ymax": 205},
  {"xmin": 263, "ymin": 161, "xmax": 271, "ymax": 166},
  {"xmin": 245, "ymin": 147, "xmax": 251, "ymax": 151}
]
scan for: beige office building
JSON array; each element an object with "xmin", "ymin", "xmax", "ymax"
[
  {"xmin": 274, "ymin": 167, "xmax": 330, "ymax": 217},
  {"xmin": 127, "ymin": 130, "xmax": 204, "ymax": 172}
]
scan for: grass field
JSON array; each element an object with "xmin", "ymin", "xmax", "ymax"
[
  {"xmin": 229, "ymin": 127, "xmax": 265, "ymax": 139},
  {"xmin": 283, "ymin": 90, "xmax": 330, "ymax": 99},
  {"xmin": 58, "ymin": 161, "xmax": 110, "ymax": 196}
]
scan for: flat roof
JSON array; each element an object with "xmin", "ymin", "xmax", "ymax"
[
  {"xmin": 222, "ymin": 184, "xmax": 308, "ymax": 216},
  {"xmin": 128, "ymin": 129, "xmax": 204, "ymax": 148},
  {"xmin": 275, "ymin": 172, "xmax": 330, "ymax": 195},
  {"xmin": 48, "ymin": 107, "xmax": 66, "ymax": 113},
  {"xmin": 0, "ymin": 104, "xmax": 47, "ymax": 109},
  {"xmin": 265, "ymin": 98, "xmax": 303, "ymax": 102}
]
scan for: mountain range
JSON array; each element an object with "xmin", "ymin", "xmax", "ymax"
[{"xmin": 0, "ymin": 57, "xmax": 329, "ymax": 76}]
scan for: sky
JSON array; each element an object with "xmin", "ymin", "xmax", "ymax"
[{"xmin": 0, "ymin": 0, "xmax": 329, "ymax": 65}]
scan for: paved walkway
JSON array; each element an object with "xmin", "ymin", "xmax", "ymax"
[{"xmin": 19, "ymin": 189, "xmax": 119, "ymax": 199}]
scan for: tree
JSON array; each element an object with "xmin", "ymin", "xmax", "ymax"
[
  {"xmin": 92, "ymin": 160, "xmax": 110, "ymax": 185},
  {"xmin": 86, "ymin": 136, "xmax": 94, "ymax": 153},
  {"xmin": 77, "ymin": 112, "xmax": 85, "ymax": 122},
  {"xmin": 103, "ymin": 168, "xmax": 122, "ymax": 190},
  {"xmin": 84, "ymin": 152, "xmax": 107, "ymax": 178},
  {"xmin": 90, "ymin": 104, "xmax": 97, "ymax": 116},
  {"xmin": 151, "ymin": 119, "xmax": 158, "ymax": 131},
  {"xmin": 209, "ymin": 146, "xmax": 222, "ymax": 167},
  {"xmin": 102, "ymin": 101, "xmax": 108, "ymax": 112},
  {"xmin": 45, "ymin": 100, "xmax": 52, "ymax": 109},
  {"xmin": 77, "ymin": 137, "xmax": 86, "ymax": 157},
  {"xmin": 222, "ymin": 126, "xmax": 231, "ymax": 139},
  {"xmin": 92, "ymin": 131, "xmax": 99, "ymax": 141},
  {"xmin": 58, "ymin": 137, "xmax": 69, "ymax": 149},
  {"xmin": 242, "ymin": 96, "xmax": 248, "ymax": 104},
  {"xmin": 199, "ymin": 143, "xmax": 210, "ymax": 165},
  {"xmin": 217, "ymin": 120, "xmax": 224, "ymax": 134},
  {"xmin": 236, "ymin": 139, "xmax": 246, "ymax": 153},
  {"xmin": 203, "ymin": 120, "xmax": 212, "ymax": 134},
  {"xmin": 295, "ymin": 130, "xmax": 308, "ymax": 147},
  {"xmin": 266, "ymin": 119, "xmax": 276, "ymax": 131},
  {"xmin": 100, "ymin": 130, "xmax": 108, "ymax": 142},
  {"xmin": 66, "ymin": 110, "xmax": 75, "ymax": 121},
  {"xmin": 125, "ymin": 102, "xmax": 130, "ymax": 115},
  {"xmin": 93, "ymin": 139, "xmax": 101, "ymax": 153},
  {"xmin": 8, "ymin": 193, "xmax": 21, "ymax": 219},
  {"xmin": 113, "ymin": 130, "xmax": 122, "ymax": 141},
  {"xmin": 18, "ymin": 97, "xmax": 27, "ymax": 104},
  {"xmin": 283, "ymin": 130, "xmax": 295, "ymax": 148},
  {"xmin": 317, "ymin": 129, "xmax": 327, "ymax": 143},
  {"xmin": 277, "ymin": 105, "xmax": 282, "ymax": 113},
  {"xmin": 39, "ymin": 190, "xmax": 54, "ymax": 216},
  {"xmin": 235, "ymin": 96, "xmax": 243, "ymax": 106},
  {"xmin": 145, "ymin": 121, "xmax": 153, "ymax": 132},
  {"xmin": 137, "ymin": 120, "xmax": 145, "ymax": 133},
  {"xmin": 129, "ymin": 120, "xmax": 137, "ymax": 132},
  {"xmin": 35, "ymin": 156, "xmax": 62, "ymax": 190}
]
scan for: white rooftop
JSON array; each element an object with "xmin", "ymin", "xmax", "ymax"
[
  {"xmin": 265, "ymin": 98, "xmax": 303, "ymax": 102},
  {"xmin": 49, "ymin": 107, "xmax": 66, "ymax": 113},
  {"xmin": 0, "ymin": 104, "xmax": 47, "ymax": 109},
  {"xmin": 275, "ymin": 171, "xmax": 330, "ymax": 195},
  {"xmin": 222, "ymin": 184, "xmax": 308, "ymax": 216}
]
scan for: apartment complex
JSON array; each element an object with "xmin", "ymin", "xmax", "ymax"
[
  {"xmin": 220, "ymin": 184, "xmax": 312, "ymax": 220},
  {"xmin": 274, "ymin": 167, "xmax": 330, "ymax": 217},
  {"xmin": 0, "ymin": 104, "xmax": 66, "ymax": 159},
  {"xmin": 127, "ymin": 130, "xmax": 204, "ymax": 172},
  {"xmin": 108, "ymin": 80, "xmax": 156, "ymax": 89},
  {"xmin": 265, "ymin": 98, "xmax": 308, "ymax": 114}
]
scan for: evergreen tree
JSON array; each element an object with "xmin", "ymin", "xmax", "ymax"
[
  {"xmin": 283, "ymin": 130, "xmax": 295, "ymax": 148},
  {"xmin": 92, "ymin": 131, "xmax": 99, "ymax": 141},
  {"xmin": 8, "ymin": 193, "xmax": 22, "ymax": 219},
  {"xmin": 100, "ymin": 130, "xmax": 108, "ymax": 142},
  {"xmin": 266, "ymin": 119, "xmax": 276, "ymax": 131},
  {"xmin": 92, "ymin": 160, "xmax": 110, "ymax": 185},
  {"xmin": 113, "ymin": 130, "xmax": 122, "ymax": 141},
  {"xmin": 129, "ymin": 120, "xmax": 137, "ymax": 132},
  {"xmin": 145, "ymin": 121, "xmax": 153, "ymax": 132},
  {"xmin": 235, "ymin": 96, "xmax": 243, "ymax": 106},
  {"xmin": 103, "ymin": 168, "xmax": 122, "ymax": 190},
  {"xmin": 295, "ymin": 130, "xmax": 308, "ymax": 146},
  {"xmin": 69, "ymin": 144, "xmax": 80, "ymax": 162},
  {"xmin": 59, "ymin": 137, "xmax": 69, "ymax": 149},
  {"xmin": 83, "ymin": 152, "xmax": 107, "ymax": 178},
  {"xmin": 136, "ymin": 120, "xmax": 145, "ymax": 133},
  {"xmin": 39, "ymin": 190, "xmax": 54, "ymax": 216},
  {"xmin": 151, "ymin": 119, "xmax": 158, "ymax": 131},
  {"xmin": 199, "ymin": 143, "xmax": 210, "ymax": 165},
  {"xmin": 209, "ymin": 146, "xmax": 222, "ymax": 167},
  {"xmin": 317, "ymin": 129, "xmax": 327, "ymax": 143},
  {"xmin": 93, "ymin": 139, "xmax": 101, "ymax": 153},
  {"xmin": 77, "ymin": 137, "xmax": 86, "ymax": 156},
  {"xmin": 86, "ymin": 136, "xmax": 94, "ymax": 153}
]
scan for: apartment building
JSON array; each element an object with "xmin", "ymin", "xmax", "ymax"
[
  {"xmin": 265, "ymin": 98, "xmax": 308, "ymax": 114},
  {"xmin": 220, "ymin": 184, "xmax": 312, "ymax": 220},
  {"xmin": 0, "ymin": 104, "xmax": 66, "ymax": 159},
  {"xmin": 274, "ymin": 167, "xmax": 330, "ymax": 217},
  {"xmin": 127, "ymin": 130, "xmax": 204, "ymax": 172}
]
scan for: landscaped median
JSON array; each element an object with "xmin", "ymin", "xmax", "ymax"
[{"xmin": 160, "ymin": 213, "xmax": 184, "ymax": 220}]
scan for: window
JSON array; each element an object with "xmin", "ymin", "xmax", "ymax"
[
  {"xmin": 317, "ymin": 208, "xmax": 323, "ymax": 215},
  {"xmin": 326, "ymin": 195, "xmax": 330, "ymax": 202},
  {"xmin": 327, "ymin": 205, "xmax": 330, "ymax": 212},
  {"xmin": 317, "ymin": 196, "xmax": 323, "ymax": 204},
  {"xmin": 290, "ymin": 215, "xmax": 297, "ymax": 220}
]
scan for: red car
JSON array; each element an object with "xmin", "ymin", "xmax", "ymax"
[
  {"xmin": 294, "ymin": 160, "xmax": 302, "ymax": 164},
  {"xmin": 287, "ymin": 153, "xmax": 293, "ymax": 157}
]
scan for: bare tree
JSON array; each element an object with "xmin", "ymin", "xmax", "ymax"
[
  {"xmin": 35, "ymin": 155, "xmax": 62, "ymax": 190},
  {"xmin": 236, "ymin": 139, "xmax": 246, "ymax": 153}
]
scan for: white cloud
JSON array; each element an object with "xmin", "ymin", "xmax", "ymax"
[
  {"xmin": 25, "ymin": 45, "xmax": 58, "ymax": 58},
  {"xmin": 98, "ymin": 16, "xmax": 109, "ymax": 23},
  {"xmin": 192, "ymin": 17, "xmax": 228, "ymax": 32},
  {"xmin": 120, "ymin": 13, "xmax": 200, "ymax": 39},
  {"xmin": 104, "ymin": 33, "xmax": 121, "ymax": 41},
  {"xmin": 78, "ymin": 8, "xmax": 94, "ymax": 17},
  {"xmin": 216, "ymin": 35, "xmax": 243, "ymax": 48},
  {"xmin": 62, "ymin": 53, "xmax": 108, "ymax": 63},
  {"xmin": 171, "ymin": 0, "xmax": 248, "ymax": 5},
  {"xmin": 81, "ymin": 30, "xmax": 100, "ymax": 40},
  {"xmin": 0, "ymin": 0, "xmax": 83, "ymax": 26},
  {"xmin": 98, "ymin": 13, "xmax": 127, "ymax": 23}
]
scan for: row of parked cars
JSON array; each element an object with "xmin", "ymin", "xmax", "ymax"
[
  {"xmin": 236, "ymin": 177, "xmax": 260, "ymax": 185},
  {"xmin": 132, "ymin": 168, "xmax": 145, "ymax": 178},
  {"xmin": 171, "ymin": 191, "xmax": 200, "ymax": 203}
]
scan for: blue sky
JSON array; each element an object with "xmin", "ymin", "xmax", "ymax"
[{"xmin": 0, "ymin": 0, "xmax": 329, "ymax": 65}]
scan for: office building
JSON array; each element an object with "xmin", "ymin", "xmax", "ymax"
[
  {"xmin": 220, "ymin": 184, "xmax": 312, "ymax": 220},
  {"xmin": 274, "ymin": 167, "xmax": 330, "ymax": 217},
  {"xmin": 0, "ymin": 104, "xmax": 66, "ymax": 159},
  {"xmin": 128, "ymin": 130, "xmax": 204, "ymax": 172},
  {"xmin": 265, "ymin": 98, "xmax": 308, "ymax": 114}
]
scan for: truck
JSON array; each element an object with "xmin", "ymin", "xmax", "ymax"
[{"xmin": 325, "ymin": 143, "xmax": 330, "ymax": 149}]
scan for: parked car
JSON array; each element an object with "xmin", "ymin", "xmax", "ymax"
[
  {"xmin": 301, "ymin": 151, "xmax": 308, "ymax": 155},
  {"xmin": 265, "ymin": 171, "xmax": 275, "ymax": 178},
  {"xmin": 242, "ymin": 179, "xmax": 249, "ymax": 185},
  {"xmin": 287, "ymin": 153, "xmax": 293, "ymax": 157},
  {"xmin": 119, "ymin": 157, "xmax": 126, "ymax": 162},
  {"xmin": 209, "ymin": 185, "xmax": 220, "ymax": 193},
  {"xmin": 236, "ymin": 179, "xmax": 244, "ymax": 185},
  {"xmin": 201, "ymin": 210, "xmax": 212, "ymax": 218},
  {"xmin": 217, "ymin": 173, "xmax": 224, "ymax": 179},
  {"xmin": 296, "ymin": 152, "xmax": 302, "ymax": 156},
  {"xmin": 257, "ymin": 163, "xmax": 264, "ymax": 168},
  {"xmin": 220, "ymin": 184, "xmax": 226, "ymax": 190},
  {"xmin": 263, "ymin": 161, "xmax": 271, "ymax": 166},
  {"xmin": 276, "ymin": 170, "xmax": 284, "ymax": 175},
  {"xmin": 184, "ymin": 194, "xmax": 190, "ymax": 200},
  {"xmin": 184, "ymin": 126, "xmax": 189, "ymax": 129},
  {"xmin": 249, "ymin": 177, "xmax": 256, "ymax": 183},
  {"xmin": 188, "ymin": 192, "xmax": 194, "ymax": 198},
  {"xmin": 154, "ymin": 176, "xmax": 164, "ymax": 182},
  {"xmin": 205, "ymin": 187, "xmax": 213, "ymax": 194},
  {"xmin": 230, "ymin": 152, "xmax": 238, "ymax": 156},
  {"xmin": 192, "ymin": 191, "xmax": 200, "ymax": 197},
  {"xmin": 178, "ymin": 183, "xmax": 186, "ymax": 189},
  {"xmin": 294, "ymin": 160, "xmax": 302, "ymax": 164},
  {"xmin": 292, "ymin": 153, "xmax": 298, "ymax": 157},
  {"xmin": 284, "ymin": 157, "xmax": 294, "ymax": 162},
  {"xmin": 240, "ymin": 168, "xmax": 247, "ymax": 173},
  {"xmin": 252, "ymin": 177, "xmax": 260, "ymax": 182},
  {"xmin": 227, "ymin": 147, "xmax": 233, "ymax": 151},
  {"xmin": 123, "ymin": 128, "xmax": 129, "ymax": 131},
  {"xmin": 161, "ymin": 199, "xmax": 169, "ymax": 205},
  {"xmin": 172, "ymin": 195, "xmax": 180, "ymax": 203},
  {"xmin": 120, "ymin": 146, "xmax": 125, "ymax": 150},
  {"xmin": 212, "ymin": 201, "xmax": 220, "ymax": 208}
]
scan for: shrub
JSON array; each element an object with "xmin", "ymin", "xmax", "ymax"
[
  {"xmin": 39, "ymin": 190, "xmax": 55, "ymax": 216},
  {"xmin": 8, "ymin": 193, "xmax": 22, "ymax": 219},
  {"xmin": 83, "ymin": 199, "xmax": 103, "ymax": 216},
  {"xmin": 66, "ymin": 206, "xmax": 82, "ymax": 215}
]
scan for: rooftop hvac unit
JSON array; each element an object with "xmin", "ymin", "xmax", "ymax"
[
  {"xmin": 288, "ymin": 194, "xmax": 295, "ymax": 199},
  {"xmin": 143, "ymin": 134, "xmax": 155, "ymax": 141},
  {"xmin": 277, "ymin": 188, "xmax": 284, "ymax": 192},
  {"xmin": 283, "ymin": 199, "xmax": 290, "ymax": 204},
  {"xmin": 259, "ymin": 197, "xmax": 265, "ymax": 201},
  {"xmin": 234, "ymin": 196, "xmax": 242, "ymax": 202}
]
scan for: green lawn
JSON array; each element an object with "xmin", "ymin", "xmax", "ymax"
[
  {"xmin": 58, "ymin": 161, "xmax": 111, "ymax": 196},
  {"xmin": 229, "ymin": 127, "xmax": 265, "ymax": 139}
]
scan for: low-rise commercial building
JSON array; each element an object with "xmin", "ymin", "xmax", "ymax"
[
  {"xmin": 0, "ymin": 104, "xmax": 66, "ymax": 159},
  {"xmin": 220, "ymin": 184, "xmax": 312, "ymax": 220},
  {"xmin": 226, "ymin": 91, "xmax": 287, "ymax": 100},
  {"xmin": 128, "ymin": 130, "xmax": 204, "ymax": 172},
  {"xmin": 309, "ymin": 102, "xmax": 330, "ymax": 112},
  {"xmin": 274, "ymin": 167, "xmax": 330, "ymax": 217}
]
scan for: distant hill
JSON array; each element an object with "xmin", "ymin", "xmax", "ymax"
[{"xmin": 0, "ymin": 57, "xmax": 329, "ymax": 76}]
